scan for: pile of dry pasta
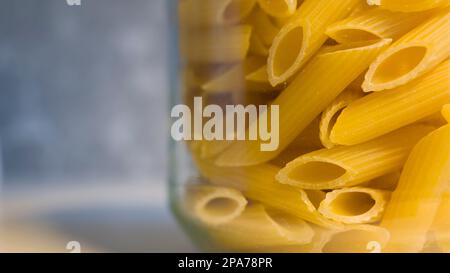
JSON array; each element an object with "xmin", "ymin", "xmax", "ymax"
[{"xmin": 178, "ymin": 0, "xmax": 450, "ymax": 253}]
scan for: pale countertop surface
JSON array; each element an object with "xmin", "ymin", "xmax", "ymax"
[{"xmin": 0, "ymin": 181, "xmax": 196, "ymax": 253}]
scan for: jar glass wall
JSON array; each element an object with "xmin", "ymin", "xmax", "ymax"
[{"xmin": 168, "ymin": 0, "xmax": 450, "ymax": 253}]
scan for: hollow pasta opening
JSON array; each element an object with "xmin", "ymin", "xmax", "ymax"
[
  {"xmin": 287, "ymin": 161, "xmax": 346, "ymax": 183},
  {"xmin": 331, "ymin": 29, "xmax": 381, "ymax": 43},
  {"xmin": 371, "ymin": 46, "xmax": 427, "ymax": 85},
  {"xmin": 223, "ymin": 0, "xmax": 254, "ymax": 23},
  {"xmin": 273, "ymin": 26, "xmax": 304, "ymax": 77},
  {"xmin": 329, "ymin": 192, "xmax": 376, "ymax": 216},
  {"xmin": 322, "ymin": 229, "xmax": 379, "ymax": 253},
  {"xmin": 203, "ymin": 197, "xmax": 240, "ymax": 218}
]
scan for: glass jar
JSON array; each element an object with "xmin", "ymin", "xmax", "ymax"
[{"xmin": 168, "ymin": 0, "xmax": 450, "ymax": 253}]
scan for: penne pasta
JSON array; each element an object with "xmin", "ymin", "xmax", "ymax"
[
  {"xmin": 177, "ymin": 0, "xmax": 450, "ymax": 253},
  {"xmin": 195, "ymin": 158, "xmax": 342, "ymax": 229},
  {"xmin": 276, "ymin": 125, "xmax": 434, "ymax": 190},
  {"xmin": 331, "ymin": 60, "xmax": 450, "ymax": 145},
  {"xmin": 181, "ymin": 25, "xmax": 252, "ymax": 63},
  {"xmin": 267, "ymin": 0, "xmax": 361, "ymax": 86},
  {"xmin": 319, "ymin": 88, "xmax": 364, "ymax": 149},
  {"xmin": 362, "ymin": 9, "xmax": 450, "ymax": 92},
  {"xmin": 179, "ymin": 0, "xmax": 257, "ymax": 27},
  {"xmin": 431, "ymin": 193, "xmax": 450, "ymax": 252},
  {"xmin": 207, "ymin": 204, "xmax": 315, "ymax": 251},
  {"xmin": 185, "ymin": 184, "xmax": 248, "ymax": 225},
  {"xmin": 202, "ymin": 56, "xmax": 280, "ymax": 93},
  {"xmin": 249, "ymin": 32, "xmax": 270, "ymax": 56},
  {"xmin": 215, "ymin": 39, "xmax": 391, "ymax": 167},
  {"xmin": 381, "ymin": 124, "xmax": 450, "ymax": 252},
  {"xmin": 257, "ymin": 0, "xmax": 298, "ymax": 18},
  {"xmin": 246, "ymin": 7, "xmax": 281, "ymax": 46},
  {"xmin": 442, "ymin": 104, "xmax": 450, "ymax": 122},
  {"xmin": 260, "ymin": 226, "xmax": 335, "ymax": 253},
  {"xmin": 318, "ymin": 187, "xmax": 391, "ymax": 224},
  {"xmin": 271, "ymin": 118, "xmax": 323, "ymax": 166},
  {"xmin": 364, "ymin": 171, "xmax": 401, "ymax": 191},
  {"xmin": 367, "ymin": 0, "xmax": 450, "ymax": 12},
  {"xmin": 321, "ymin": 224, "xmax": 390, "ymax": 253},
  {"xmin": 326, "ymin": 8, "xmax": 435, "ymax": 44}
]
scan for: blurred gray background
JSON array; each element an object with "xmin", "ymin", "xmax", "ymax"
[
  {"xmin": 0, "ymin": 0, "xmax": 168, "ymax": 185},
  {"xmin": 0, "ymin": 0, "xmax": 195, "ymax": 252}
]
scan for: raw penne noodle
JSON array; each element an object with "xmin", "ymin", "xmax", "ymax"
[
  {"xmin": 245, "ymin": 65, "xmax": 274, "ymax": 87},
  {"xmin": 289, "ymin": 117, "xmax": 322, "ymax": 151},
  {"xmin": 326, "ymin": 8, "xmax": 434, "ymax": 44},
  {"xmin": 271, "ymin": 15, "xmax": 293, "ymax": 28},
  {"xmin": 249, "ymin": 32, "xmax": 270, "ymax": 56},
  {"xmin": 419, "ymin": 111, "xmax": 448, "ymax": 127},
  {"xmin": 195, "ymin": 159, "xmax": 342, "ymax": 229},
  {"xmin": 362, "ymin": 10, "xmax": 450, "ymax": 92},
  {"xmin": 202, "ymin": 56, "xmax": 280, "ymax": 93},
  {"xmin": 257, "ymin": 0, "xmax": 298, "ymax": 18},
  {"xmin": 215, "ymin": 39, "xmax": 391, "ymax": 167},
  {"xmin": 185, "ymin": 184, "xmax": 248, "ymax": 225},
  {"xmin": 367, "ymin": 0, "xmax": 450, "ymax": 12},
  {"xmin": 207, "ymin": 204, "xmax": 314, "ymax": 251},
  {"xmin": 261, "ymin": 227, "xmax": 335, "ymax": 253},
  {"xmin": 319, "ymin": 88, "xmax": 364, "ymax": 149},
  {"xmin": 179, "ymin": 0, "xmax": 257, "ymax": 27},
  {"xmin": 331, "ymin": 60, "xmax": 450, "ymax": 145},
  {"xmin": 364, "ymin": 171, "xmax": 401, "ymax": 191},
  {"xmin": 442, "ymin": 104, "xmax": 450, "ymax": 122},
  {"xmin": 381, "ymin": 124, "xmax": 450, "ymax": 253},
  {"xmin": 318, "ymin": 187, "xmax": 391, "ymax": 224},
  {"xmin": 181, "ymin": 25, "xmax": 252, "ymax": 63},
  {"xmin": 321, "ymin": 225, "xmax": 390, "ymax": 253},
  {"xmin": 432, "ymin": 194, "xmax": 450, "ymax": 252},
  {"xmin": 271, "ymin": 118, "xmax": 323, "ymax": 167},
  {"xmin": 267, "ymin": 0, "xmax": 361, "ymax": 86},
  {"xmin": 245, "ymin": 7, "xmax": 280, "ymax": 47},
  {"xmin": 276, "ymin": 125, "xmax": 434, "ymax": 190},
  {"xmin": 349, "ymin": 1, "xmax": 373, "ymax": 17},
  {"xmin": 271, "ymin": 118, "xmax": 323, "ymax": 166}
]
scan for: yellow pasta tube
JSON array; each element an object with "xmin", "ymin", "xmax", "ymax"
[
  {"xmin": 245, "ymin": 7, "xmax": 280, "ymax": 46},
  {"xmin": 364, "ymin": 171, "xmax": 401, "ymax": 191},
  {"xmin": 432, "ymin": 193, "xmax": 450, "ymax": 252},
  {"xmin": 202, "ymin": 56, "xmax": 280, "ymax": 93},
  {"xmin": 319, "ymin": 88, "xmax": 364, "ymax": 149},
  {"xmin": 362, "ymin": 10, "xmax": 450, "ymax": 91},
  {"xmin": 276, "ymin": 125, "xmax": 434, "ymax": 190},
  {"xmin": 215, "ymin": 39, "xmax": 392, "ymax": 167},
  {"xmin": 257, "ymin": 0, "xmax": 298, "ymax": 18},
  {"xmin": 318, "ymin": 187, "xmax": 391, "ymax": 224},
  {"xmin": 207, "ymin": 204, "xmax": 315, "ymax": 251},
  {"xmin": 179, "ymin": 0, "xmax": 257, "ymax": 27},
  {"xmin": 381, "ymin": 124, "xmax": 450, "ymax": 253},
  {"xmin": 267, "ymin": 0, "xmax": 361, "ymax": 85},
  {"xmin": 331, "ymin": 60, "xmax": 450, "ymax": 145},
  {"xmin": 180, "ymin": 25, "xmax": 252, "ymax": 63},
  {"xmin": 260, "ymin": 227, "xmax": 335, "ymax": 253},
  {"xmin": 367, "ymin": 0, "xmax": 450, "ymax": 12},
  {"xmin": 321, "ymin": 225, "xmax": 390, "ymax": 253},
  {"xmin": 249, "ymin": 33, "xmax": 270, "ymax": 56},
  {"xmin": 184, "ymin": 184, "xmax": 248, "ymax": 226},
  {"xmin": 326, "ymin": 8, "xmax": 435, "ymax": 44},
  {"xmin": 442, "ymin": 104, "xmax": 450, "ymax": 122},
  {"xmin": 195, "ymin": 159, "xmax": 342, "ymax": 229}
]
